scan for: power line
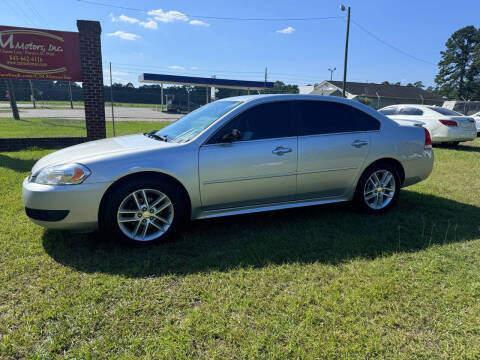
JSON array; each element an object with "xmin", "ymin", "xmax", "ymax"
[
  {"xmin": 111, "ymin": 63, "xmax": 329, "ymax": 83},
  {"xmin": 13, "ymin": 0, "xmax": 40, "ymax": 27},
  {"xmin": 111, "ymin": 62, "xmax": 265, "ymax": 74},
  {"xmin": 74, "ymin": 0, "xmax": 343, "ymax": 21},
  {"xmin": 4, "ymin": 0, "xmax": 35, "ymax": 27},
  {"xmin": 25, "ymin": 0, "xmax": 50, "ymax": 28},
  {"xmin": 350, "ymin": 19, "xmax": 436, "ymax": 66},
  {"xmin": 111, "ymin": 65, "xmax": 318, "ymax": 83}
]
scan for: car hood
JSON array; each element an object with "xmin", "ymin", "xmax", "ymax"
[{"xmin": 32, "ymin": 134, "xmax": 171, "ymax": 174}]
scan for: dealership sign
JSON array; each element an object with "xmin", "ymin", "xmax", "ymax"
[{"xmin": 0, "ymin": 25, "xmax": 82, "ymax": 81}]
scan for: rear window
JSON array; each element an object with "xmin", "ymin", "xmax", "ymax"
[
  {"xmin": 398, "ymin": 107, "xmax": 423, "ymax": 115},
  {"xmin": 429, "ymin": 107, "xmax": 461, "ymax": 116},
  {"xmin": 378, "ymin": 107, "xmax": 397, "ymax": 115}
]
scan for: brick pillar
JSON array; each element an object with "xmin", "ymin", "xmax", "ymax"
[{"xmin": 77, "ymin": 20, "xmax": 106, "ymax": 140}]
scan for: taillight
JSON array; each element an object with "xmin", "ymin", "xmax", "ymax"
[
  {"xmin": 439, "ymin": 119, "xmax": 457, "ymax": 127},
  {"xmin": 424, "ymin": 128, "xmax": 432, "ymax": 149}
]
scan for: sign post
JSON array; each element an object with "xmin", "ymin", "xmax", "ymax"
[
  {"xmin": 5, "ymin": 79, "xmax": 19, "ymax": 120},
  {"xmin": 29, "ymin": 80, "xmax": 36, "ymax": 109},
  {"xmin": 77, "ymin": 20, "xmax": 106, "ymax": 140}
]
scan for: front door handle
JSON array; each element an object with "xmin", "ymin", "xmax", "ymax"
[
  {"xmin": 351, "ymin": 140, "xmax": 369, "ymax": 148},
  {"xmin": 272, "ymin": 146, "xmax": 292, "ymax": 156}
]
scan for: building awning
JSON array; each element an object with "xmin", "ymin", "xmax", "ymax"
[{"xmin": 139, "ymin": 73, "xmax": 273, "ymax": 90}]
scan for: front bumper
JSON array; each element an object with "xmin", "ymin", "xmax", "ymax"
[{"xmin": 22, "ymin": 177, "xmax": 110, "ymax": 232}]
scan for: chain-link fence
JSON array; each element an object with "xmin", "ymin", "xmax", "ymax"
[{"xmin": 0, "ymin": 79, "xmax": 185, "ymax": 141}]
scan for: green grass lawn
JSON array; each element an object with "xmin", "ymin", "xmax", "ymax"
[
  {"xmin": 0, "ymin": 117, "xmax": 168, "ymax": 138},
  {"xmin": 0, "ymin": 140, "xmax": 480, "ymax": 358}
]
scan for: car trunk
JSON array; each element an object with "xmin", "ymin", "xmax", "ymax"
[{"xmin": 448, "ymin": 116, "xmax": 476, "ymax": 130}]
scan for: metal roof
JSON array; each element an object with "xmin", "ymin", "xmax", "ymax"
[
  {"xmin": 312, "ymin": 81, "xmax": 444, "ymax": 101},
  {"xmin": 139, "ymin": 73, "xmax": 274, "ymax": 90}
]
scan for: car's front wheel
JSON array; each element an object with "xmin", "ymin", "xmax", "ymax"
[
  {"xmin": 101, "ymin": 178, "xmax": 188, "ymax": 245},
  {"xmin": 354, "ymin": 163, "xmax": 400, "ymax": 213}
]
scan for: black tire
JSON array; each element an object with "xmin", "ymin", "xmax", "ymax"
[
  {"xmin": 100, "ymin": 177, "xmax": 189, "ymax": 246},
  {"xmin": 354, "ymin": 162, "xmax": 401, "ymax": 214}
]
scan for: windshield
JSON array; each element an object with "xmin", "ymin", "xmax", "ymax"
[
  {"xmin": 429, "ymin": 107, "xmax": 461, "ymax": 116},
  {"xmin": 156, "ymin": 101, "xmax": 241, "ymax": 143}
]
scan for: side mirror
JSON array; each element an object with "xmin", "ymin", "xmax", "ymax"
[{"xmin": 222, "ymin": 129, "xmax": 242, "ymax": 142}]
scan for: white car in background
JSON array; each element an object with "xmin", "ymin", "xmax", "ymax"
[
  {"xmin": 378, "ymin": 105, "xmax": 477, "ymax": 146},
  {"xmin": 470, "ymin": 111, "xmax": 480, "ymax": 136}
]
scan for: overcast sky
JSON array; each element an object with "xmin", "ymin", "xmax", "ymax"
[{"xmin": 1, "ymin": 0, "xmax": 479, "ymax": 87}]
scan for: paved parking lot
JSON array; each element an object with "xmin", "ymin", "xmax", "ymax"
[{"xmin": 0, "ymin": 104, "xmax": 182, "ymax": 122}]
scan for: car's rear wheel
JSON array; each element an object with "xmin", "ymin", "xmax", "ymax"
[
  {"xmin": 101, "ymin": 178, "xmax": 188, "ymax": 245},
  {"xmin": 354, "ymin": 163, "xmax": 400, "ymax": 213}
]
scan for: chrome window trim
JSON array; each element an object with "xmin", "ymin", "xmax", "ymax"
[
  {"xmin": 201, "ymin": 135, "xmax": 298, "ymax": 148},
  {"xmin": 298, "ymin": 130, "xmax": 379, "ymax": 139}
]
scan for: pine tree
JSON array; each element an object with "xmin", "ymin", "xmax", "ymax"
[{"xmin": 435, "ymin": 26, "xmax": 480, "ymax": 100}]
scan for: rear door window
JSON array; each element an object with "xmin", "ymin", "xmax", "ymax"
[{"xmin": 297, "ymin": 100, "xmax": 380, "ymax": 136}]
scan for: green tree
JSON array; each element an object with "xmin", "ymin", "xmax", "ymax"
[
  {"xmin": 405, "ymin": 81, "xmax": 424, "ymax": 88},
  {"xmin": 435, "ymin": 26, "xmax": 480, "ymax": 100},
  {"xmin": 413, "ymin": 81, "xmax": 425, "ymax": 88},
  {"xmin": 265, "ymin": 81, "xmax": 299, "ymax": 94}
]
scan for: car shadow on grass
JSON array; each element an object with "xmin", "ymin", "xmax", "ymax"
[
  {"xmin": 0, "ymin": 154, "xmax": 37, "ymax": 172},
  {"xmin": 434, "ymin": 141, "xmax": 480, "ymax": 152},
  {"xmin": 454, "ymin": 143, "xmax": 480, "ymax": 153},
  {"xmin": 42, "ymin": 190, "xmax": 480, "ymax": 277}
]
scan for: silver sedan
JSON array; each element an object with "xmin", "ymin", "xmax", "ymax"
[{"xmin": 23, "ymin": 95, "xmax": 434, "ymax": 245}]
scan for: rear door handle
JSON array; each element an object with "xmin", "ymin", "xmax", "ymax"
[
  {"xmin": 351, "ymin": 140, "xmax": 369, "ymax": 148},
  {"xmin": 272, "ymin": 146, "xmax": 292, "ymax": 156}
]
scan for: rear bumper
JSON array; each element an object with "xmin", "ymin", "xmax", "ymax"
[
  {"xmin": 22, "ymin": 177, "xmax": 110, "ymax": 232},
  {"xmin": 431, "ymin": 126, "xmax": 476, "ymax": 143},
  {"xmin": 402, "ymin": 150, "xmax": 434, "ymax": 187}
]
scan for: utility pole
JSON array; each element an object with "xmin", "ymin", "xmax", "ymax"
[
  {"xmin": 161, "ymin": 83, "xmax": 164, "ymax": 111},
  {"xmin": 264, "ymin": 66, "xmax": 268, "ymax": 92},
  {"xmin": 29, "ymin": 80, "xmax": 36, "ymax": 109},
  {"xmin": 109, "ymin": 62, "xmax": 116, "ymax": 137},
  {"xmin": 68, "ymin": 81, "xmax": 73, "ymax": 109},
  {"xmin": 328, "ymin": 67, "xmax": 336, "ymax": 81},
  {"xmin": 340, "ymin": 5, "xmax": 351, "ymax": 98},
  {"xmin": 5, "ymin": 80, "xmax": 20, "ymax": 120},
  {"xmin": 211, "ymin": 75, "xmax": 216, "ymax": 102}
]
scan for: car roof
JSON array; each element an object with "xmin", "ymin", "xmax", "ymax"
[
  {"xmin": 381, "ymin": 104, "xmax": 435, "ymax": 109},
  {"xmin": 217, "ymin": 93, "xmax": 363, "ymax": 105},
  {"xmin": 216, "ymin": 94, "xmax": 387, "ymax": 122}
]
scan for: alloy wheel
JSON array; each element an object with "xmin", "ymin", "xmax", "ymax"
[
  {"xmin": 363, "ymin": 170, "xmax": 396, "ymax": 210},
  {"xmin": 116, "ymin": 188, "xmax": 174, "ymax": 241}
]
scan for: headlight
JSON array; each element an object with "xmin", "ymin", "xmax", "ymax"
[{"xmin": 33, "ymin": 163, "xmax": 91, "ymax": 185}]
